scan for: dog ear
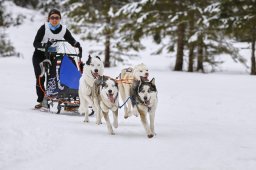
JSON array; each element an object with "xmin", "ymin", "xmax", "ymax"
[
  {"xmin": 96, "ymin": 56, "xmax": 101, "ymax": 61},
  {"xmin": 150, "ymin": 78, "xmax": 155, "ymax": 85},
  {"xmin": 86, "ymin": 55, "xmax": 92, "ymax": 65}
]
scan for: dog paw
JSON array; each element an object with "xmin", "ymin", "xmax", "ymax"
[
  {"xmin": 133, "ymin": 112, "xmax": 139, "ymax": 117},
  {"xmin": 83, "ymin": 119, "xmax": 89, "ymax": 123},
  {"xmin": 147, "ymin": 134, "xmax": 154, "ymax": 138},
  {"xmin": 124, "ymin": 111, "xmax": 131, "ymax": 119},
  {"xmin": 96, "ymin": 121, "xmax": 102, "ymax": 125},
  {"xmin": 113, "ymin": 122, "xmax": 118, "ymax": 128},
  {"xmin": 128, "ymin": 111, "xmax": 133, "ymax": 116},
  {"xmin": 131, "ymin": 109, "xmax": 138, "ymax": 117}
]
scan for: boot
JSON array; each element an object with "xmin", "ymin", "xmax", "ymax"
[{"xmin": 34, "ymin": 103, "xmax": 42, "ymax": 109}]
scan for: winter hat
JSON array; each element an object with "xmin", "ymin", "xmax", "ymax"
[{"xmin": 48, "ymin": 9, "xmax": 61, "ymax": 19}]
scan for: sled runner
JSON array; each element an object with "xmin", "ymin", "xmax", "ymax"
[{"xmin": 39, "ymin": 40, "xmax": 82, "ymax": 114}]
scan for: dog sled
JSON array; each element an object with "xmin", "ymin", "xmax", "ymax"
[{"xmin": 39, "ymin": 40, "xmax": 82, "ymax": 114}]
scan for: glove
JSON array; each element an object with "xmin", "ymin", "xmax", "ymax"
[
  {"xmin": 73, "ymin": 41, "xmax": 81, "ymax": 48},
  {"xmin": 45, "ymin": 40, "xmax": 53, "ymax": 49},
  {"xmin": 78, "ymin": 61, "xmax": 84, "ymax": 73}
]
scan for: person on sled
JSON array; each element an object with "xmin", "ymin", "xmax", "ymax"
[{"xmin": 32, "ymin": 9, "xmax": 81, "ymax": 109}]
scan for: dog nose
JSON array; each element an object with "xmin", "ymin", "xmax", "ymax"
[
  {"xmin": 94, "ymin": 69, "xmax": 98, "ymax": 73},
  {"xmin": 145, "ymin": 73, "xmax": 149, "ymax": 76},
  {"xmin": 108, "ymin": 89, "xmax": 112, "ymax": 94},
  {"xmin": 144, "ymin": 96, "xmax": 148, "ymax": 101}
]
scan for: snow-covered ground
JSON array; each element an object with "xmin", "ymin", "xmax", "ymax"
[{"xmin": 1, "ymin": 2, "xmax": 256, "ymax": 170}]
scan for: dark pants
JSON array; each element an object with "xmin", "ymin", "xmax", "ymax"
[{"xmin": 32, "ymin": 50, "xmax": 46, "ymax": 103}]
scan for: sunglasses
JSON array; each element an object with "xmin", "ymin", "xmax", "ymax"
[{"xmin": 50, "ymin": 16, "xmax": 60, "ymax": 20}]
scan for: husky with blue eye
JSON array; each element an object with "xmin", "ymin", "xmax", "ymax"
[
  {"xmin": 130, "ymin": 77, "xmax": 158, "ymax": 138},
  {"xmin": 92, "ymin": 76, "xmax": 119, "ymax": 135},
  {"xmin": 78, "ymin": 55, "xmax": 104, "ymax": 122}
]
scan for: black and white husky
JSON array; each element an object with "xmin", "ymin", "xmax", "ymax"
[
  {"xmin": 118, "ymin": 63, "xmax": 149, "ymax": 119},
  {"xmin": 78, "ymin": 55, "xmax": 104, "ymax": 122},
  {"xmin": 92, "ymin": 76, "xmax": 119, "ymax": 135},
  {"xmin": 130, "ymin": 78, "xmax": 158, "ymax": 138}
]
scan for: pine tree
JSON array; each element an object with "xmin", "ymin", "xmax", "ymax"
[
  {"xmin": 187, "ymin": 0, "xmax": 218, "ymax": 73},
  {"xmin": 117, "ymin": 0, "xmax": 248, "ymax": 73},
  {"xmin": 0, "ymin": 1, "xmax": 4, "ymax": 27},
  {"xmin": 0, "ymin": 1, "xmax": 15, "ymax": 57},
  {"xmin": 12, "ymin": 0, "xmax": 39, "ymax": 8},
  {"xmin": 64, "ymin": 0, "xmax": 138, "ymax": 67},
  {"xmin": 40, "ymin": 0, "xmax": 62, "ymax": 13},
  {"xmin": 220, "ymin": 0, "xmax": 256, "ymax": 75},
  {"xmin": 117, "ymin": 0, "xmax": 198, "ymax": 71},
  {"xmin": 116, "ymin": 0, "xmax": 178, "ymax": 68}
]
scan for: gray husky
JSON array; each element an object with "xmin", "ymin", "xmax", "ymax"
[
  {"xmin": 92, "ymin": 76, "xmax": 119, "ymax": 135},
  {"xmin": 130, "ymin": 78, "xmax": 158, "ymax": 138}
]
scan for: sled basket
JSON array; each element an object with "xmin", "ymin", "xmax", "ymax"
[{"xmin": 41, "ymin": 40, "xmax": 82, "ymax": 113}]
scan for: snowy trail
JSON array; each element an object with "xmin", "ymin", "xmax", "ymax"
[
  {"xmin": 1, "ymin": 57, "xmax": 256, "ymax": 170},
  {"xmin": 1, "ymin": 2, "xmax": 256, "ymax": 170}
]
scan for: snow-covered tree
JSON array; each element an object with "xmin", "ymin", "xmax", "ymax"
[
  {"xmin": 40, "ymin": 0, "xmax": 62, "ymax": 12},
  {"xmin": 220, "ymin": 0, "xmax": 256, "ymax": 75},
  {"xmin": 117, "ymin": 0, "xmax": 199, "ymax": 71},
  {"xmin": 12, "ymin": 0, "xmax": 39, "ymax": 8},
  {"xmin": 64, "ymin": 0, "xmax": 141, "ymax": 67},
  {"xmin": 117, "ymin": 0, "xmax": 248, "ymax": 73},
  {"xmin": 0, "ymin": 1, "xmax": 15, "ymax": 57},
  {"xmin": 12, "ymin": 0, "xmax": 62, "ymax": 12}
]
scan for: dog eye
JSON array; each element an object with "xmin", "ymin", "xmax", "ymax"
[
  {"xmin": 140, "ymin": 70, "xmax": 142, "ymax": 72},
  {"xmin": 142, "ymin": 90, "xmax": 145, "ymax": 93},
  {"xmin": 148, "ymin": 89, "xmax": 151, "ymax": 93}
]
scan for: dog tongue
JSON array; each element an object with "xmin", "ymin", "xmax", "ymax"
[
  {"xmin": 142, "ymin": 76, "xmax": 148, "ymax": 81},
  {"xmin": 108, "ymin": 94, "xmax": 115, "ymax": 103},
  {"xmin": 93, "ymin": 73, "xmax": 99, "ymax": 78}
]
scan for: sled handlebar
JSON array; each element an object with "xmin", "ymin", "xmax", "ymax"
[
  {"xmin": 45, "ymin": 40, "xmax": 83, "ymax": 58},
  {"xmin": 78, "ymin": 47, "xmax": 82, "ymax": 58}
]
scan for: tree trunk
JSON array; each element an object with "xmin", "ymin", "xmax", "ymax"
[
  {"xmin": 188, "ymin": 45, "xmax": 194, "ymax": 72},
  {"xmin": 174, "ymin": 22, "xmax": 186, "ymax": 71},
  {"xmin": 251, "ymin": 33, "xmax": 256, "ymax": 75},
  {"xmin": 188, "ymin": 11, "xmax": 195, "ymax": 72},
  {"xmin": 197, "ymin": 34, "xmax": 204, "ymax": 73},
  {"xmin": 104, "ymin": 33, "xmax": 111, "ymax": 67},
  {"xmin": 104, "ymin": 15, "xmax": 111, "ymax": 68}
]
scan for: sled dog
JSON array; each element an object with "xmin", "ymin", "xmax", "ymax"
[
  {"xmin": 118, "ymin": 63, "xmax": 149, "ymax": 118},
  {"xmin": 93, "ymin": 76, "xmax": 119, "ymax": 135},
  {"xmin": 131, "ymin": 78, "xmax": 158, "ymax": 138},
  {"xmin": 78, "ymin": 55, "xmax": 104, "ymax": 122}
]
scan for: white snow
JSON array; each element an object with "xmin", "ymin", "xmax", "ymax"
[{"xmin": 1, "ymin": 2, "xmax": 256, "ymax": 170}]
